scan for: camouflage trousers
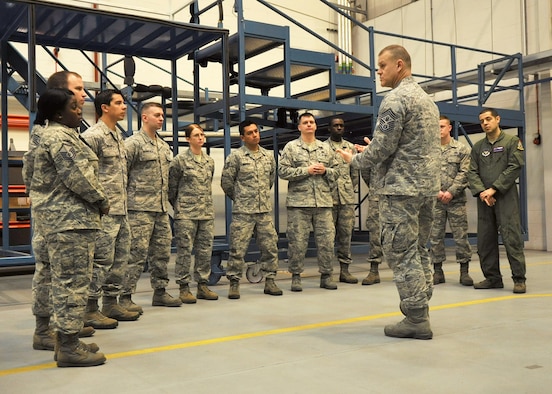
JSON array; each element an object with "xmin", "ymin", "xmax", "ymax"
[
  {"xmin": 286, "ymin": 207, "xmax": 335, "ymax": 275},
  {"xmin": 226, "ymin": 212, "xmax": 279, "ymax": 280},
  {"xmin": 429, "ymin": 200, "xmax": 472, "ymax": 265},
  {"xmin": 174, "ymin": 218, "xmax": 214, "ymax": 285},
  {"xmin": 31, "ymin": 230, "xmax": 52, "ymax": 317},
  {"xmin": 125, "ymin": 211, "xmax": 172, "ymax": 293},
  {"xmin": 331, "ymin": 204, "xmax": 355, "ymax": 265},
  {"xmin": 365, "ymin": 198, "xmax": 383, "ymax": 265},
  {"xmin": 379, "ymin": 196, "xmax": 435, "ymax": 311},
  {"xmin": 89, "ymin": 214, "xmax": 130, "ymax": 299},
  {"xmin": 45, "ymin": 229, "xmax": 96, "ymax": 335}
]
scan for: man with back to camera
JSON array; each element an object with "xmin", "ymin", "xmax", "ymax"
[
  {"xmin": 278, "ymin": 112, "xmax": 339, "ymax": 292},
  {"xmin": 429, "ymin": 115, "xmax": 473, "ymax": 286},
  {"xmin": 221, "ymin": 119, "xmax": 283, "ymax": 299},
  {"xmin": 467, "ymin": 107, "xmax": 527, "ymax": 293},
  {"xmin": 337, "ymin": 45, "xmax": 440, "ymax": 339},
  {"xmin": 325, "ymin": 117, "xmax": 359, "ymax": 284},
  {"xmin": 81, "ymin": 89, "xmax": 140, "ymax": 329}
]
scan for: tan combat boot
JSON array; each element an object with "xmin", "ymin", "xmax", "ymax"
[
  {"xmin": 384, "ymin": 307, "xmax": 433, "ymax": 340},
  {"xmin": 264, "ymin": 278, "xmax": 283, "ymax": 296},
  {"xmin": 197, "ymin": 282, "xmax": 219, "ymax": 300},
  {"xmin": 32, "ymin": 316, "xmax": 55, "ymax": 351},
  {"xmin": 433, "ymin": 263, "xmax": 445, "ymax": 285},
  {"xmin": 320, "ymin": 274, "xmax": 338, "ymax": 290},
  {"xmin": 179, "ymin": 284, "xmax": 197, "ymax": 304},
  {"xmin": 152, "ymin": 288, "xmax": 182, "ymax": 307},
  {"xmin": 459, "ymin": 263, "xmax": 474, "ymax": 286},
  {"xmin": 119, "ymin": 294, "xmax": 144, "ymax": 314},
  {"xmin": 84, "ymin": 298, "xmax": 118, "ymax": 329},
  {"xmin": 339, "ymin": 263, "xmax": 358, "ymax": 284},
  {"xmin": 56, "ymin": 332, "xmax": 106, "ymax": 368},
  {"xmin": 102, "ymin": 296, "xmax": 140, "ymax": 321},
  {"xmin": 362, "ymin": 263, "xmax": 381, "ymax": 285}
]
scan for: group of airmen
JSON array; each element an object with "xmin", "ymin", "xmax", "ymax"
[{"xmin": 23, "ymin": 44, "xmax": 527, "ymax": 368}]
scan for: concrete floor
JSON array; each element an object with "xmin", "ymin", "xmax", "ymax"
[{"xmin": 1, "ymin": 248, "xmax": 551, "ymax": 394}]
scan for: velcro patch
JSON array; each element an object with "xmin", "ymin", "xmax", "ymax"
[
  {"xmin": 60, "ymin": 144, "xmax": 77, "ymax": 161},
  {"xmin": 378, "ymin": 109, "xmax": 398, "ymax": 133}
]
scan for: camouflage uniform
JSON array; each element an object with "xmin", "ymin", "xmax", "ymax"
[
  {"xmin": 278, "ymin": 138, "xmax": 337, "ymax": 275},
  {"xmin": 82, "ymin": 120, "xmax": 129, "ymax": 299},
  {"xmin": 22, "ymin": 124, "xmax": 52, "ymax": 318},
  {"xmin": 24, "ymin": 122, "xmax": 109, "ymax": 334},
  {"xmin": 325, "ymin": 138, "xmax": 359, "ymax": 267},
  {"xmin": 351, "ymin": 76, "xmax": 440, "ymax": 311},
  {"xmin": 429, "ymin": 138, "xmax": 472, "ymax": 265},
  {"xmin": 468, "ymin": 131, "xmax": 526, "ymax": 283},
  {"xmin": 221, "ymin": 146, "xmax": 279, "ymax": 280},
  {"xmin": 360, "ymin": 168, "xmax": 383, "ymax": 266},
  {"xmin": 124, "ymin": 130, "xmax": 173, "ymax": 291},
  {"xmin": 169, "ymin": 149, "xmax": 215, "ymax": 284}
]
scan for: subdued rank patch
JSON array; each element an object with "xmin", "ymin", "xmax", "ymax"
[
  {"xmin": 378, "ymin": 109, "xmax": 398, "ymax": 132},
  {"xmin": 60, "ymin": 144, "xmax": 77, "ymax": 160},
  {"xmin": 517, "ymin": 139, "xmax": 524, "ymax": 151},
  {"xmin": 30, "ymin": 133, "xmax": 41, "ymax": 145}
]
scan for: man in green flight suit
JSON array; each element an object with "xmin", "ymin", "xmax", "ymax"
[{"xmin": 467, "ymin": 108, "xmax": 527, "ymax": 293}]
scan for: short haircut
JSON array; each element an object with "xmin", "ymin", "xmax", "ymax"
[
  {"xmin": 298, "ymin": 112, "xmax": 315, "ymax": 123},
  {"xmin": 46, "ymin": 71, "xmax": 82, "ymax": 89},
  {"xmin": 440, "ymin": 115, "xmax": 451, "ymax": 124},
  {"xmin": 479, "ymin": 107, "xmax": 499, "ymax": 117},
  {"xmin": 94, "ymin": 89, "xmax": 122, "ymax": 117},
  {"xmin": 184, "ymin": 123, "xmax": 203, "ymax": 138},
  {"xmin": 35, "ymin": 88, "xmax": 74, "ymax": 125},
  {"xmin": 379, "ymin": 45, "xmax": 411, "ymax": 69},
  {"xmin": 141, "ymin": 102, "xmax": 163, "ymax": 115},
  {"xmin": 238, "ymin": 119, "xmax": 258, "ymax": 136},
  {"xmin": 329, "ymin": 116, "xmax": 344, "ymax": 126}
]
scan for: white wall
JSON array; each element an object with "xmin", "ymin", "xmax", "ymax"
[
  {"xmin": 353, "ymin": 0, "xmax": 552, "ymax": 250},
  {"xmin": 6, "ymin": 0, "xmax": 552, "ymax": 248}
]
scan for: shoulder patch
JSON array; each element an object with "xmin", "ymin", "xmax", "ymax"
[
  {"xmin": 60, "ymin": 143, "xmax": 77, "ymax": 161},
  {"xmin": 517, "ymin": 139, "xmax": 524, "ymax": 151},
  {"xmin": 378, "ymin": 109, "xmax": 398, "ymax": 133}
]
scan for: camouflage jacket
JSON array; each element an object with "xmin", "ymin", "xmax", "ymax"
[
  {"xmin": 351, "ymin": 76, "xmax": 440, "ymax": 197},
  {"xmin": 23, "ymin": 122, "xmax": 108, "ymax": 236},
  {"xmin": 325, "ymin": 138, "xmax": 359, "ymax": 205},
  {"xmin": 22, "ymin": 124, "xmax": 45, "ymax": 192},
  {"xmin": 221, "ymin": 145, "xmax": 275, "ymax": 214},
  {"xmin": 168, "ymin": 148, "xmax": 215, "ymax": 220},
  {"xmin": 468, "ymin": 131, "xmax": 525, "ymax": 196},
  {"xmin": 125, "ymin": 130, "xmax": 172, "ymax": 213},
  {"xmin": 439, "ymin": 138, "xmax": 470, "ymax": 202},
  {"xmin": 278, "ymin": 137, "xmax": 337, "ymax": 208},
  {"xmin": 81, "ymin": 119, "xmax": 127, "ymax": 215}
]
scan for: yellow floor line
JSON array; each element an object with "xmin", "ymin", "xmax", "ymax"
[{"xmin": 2, "ymin": 293, "xmax": 551, "ymax": 377}]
